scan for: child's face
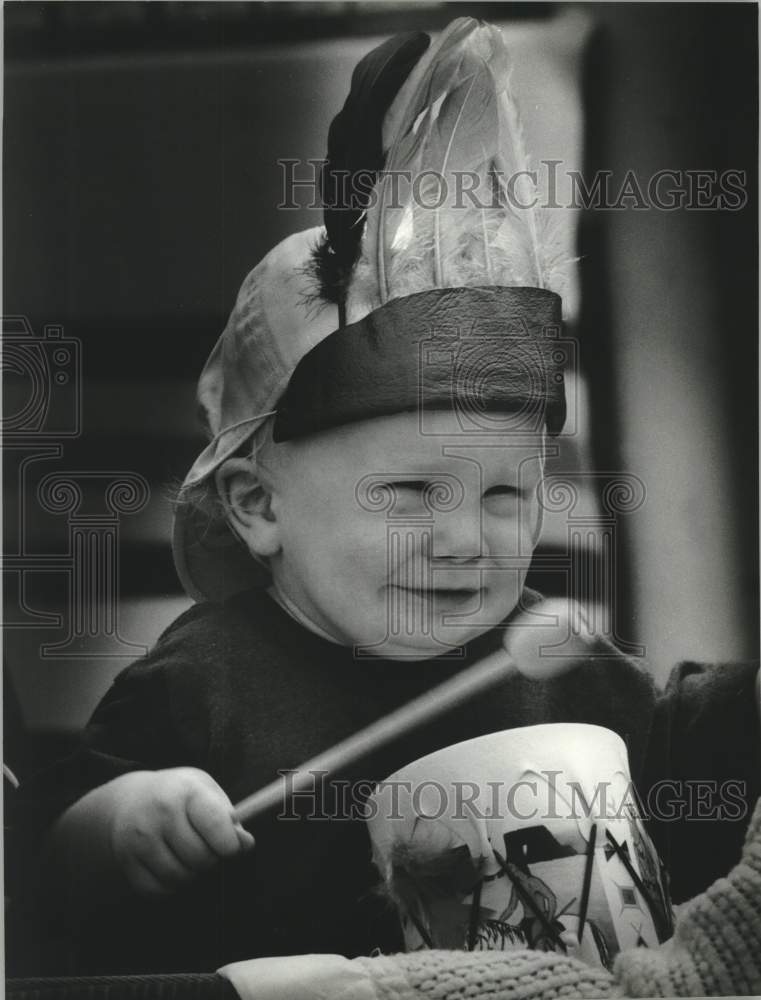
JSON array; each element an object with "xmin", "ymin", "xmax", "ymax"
[{"xmin": 260, "ymin": 410, "xmax": 544, "ymax": 659}]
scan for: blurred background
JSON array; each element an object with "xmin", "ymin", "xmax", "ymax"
[{"xmin": 3, "ymin": 2, "xmax": 758, "ymax": 772}]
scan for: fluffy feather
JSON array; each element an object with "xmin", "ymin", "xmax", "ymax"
[
  {"xmin": 386, "ymin": 836, "xmax": 485, "ymax": 909},
  {"xmin": 345, "ymin": 18, "xmax": 571, "ymax": 323}
]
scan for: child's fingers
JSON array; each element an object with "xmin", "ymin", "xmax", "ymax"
[
  {"xmin": 125, "ymin": 840, "xmax": 196, "ymax": 894},
  {"xmin": 235, "ymin": 822, "xmax": 255, "ymax": 850},
  {"xmin": 123, "ymin": 856, "xmax": 174, "ymax": 896},
  {"xmin": 185, "ymin": 782, "xmax": 254, "ymax": 858},
  {"xmin": 162, "ymin": 808, "xmax": 221, "ymax": 872}
]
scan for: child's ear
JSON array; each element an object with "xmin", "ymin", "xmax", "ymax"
[{"xmin": 215, "ymin": 457, "xmax": 281, "ymax": 559}]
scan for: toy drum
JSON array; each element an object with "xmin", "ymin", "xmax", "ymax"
[{"xmin": 366, "ymin": 724, "xmax": 672, "ymax": 969}]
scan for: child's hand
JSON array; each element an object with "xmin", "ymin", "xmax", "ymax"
[{"xmin": 108, "ymin": 768, "xmax": 255, "ymax": 895}]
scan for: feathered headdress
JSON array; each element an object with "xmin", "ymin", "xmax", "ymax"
[{"xmin": 274, "ymin": 17, "xmax": 568, "ymax": 443}]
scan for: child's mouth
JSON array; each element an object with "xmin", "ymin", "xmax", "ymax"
[{"xmin": 388, "ymin": 585, "xmax": 481, "ymax": 610}]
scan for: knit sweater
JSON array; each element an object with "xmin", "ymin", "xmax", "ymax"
[{"xmin": 219, "ymin": 797, "xmax": 761, "ymax": 998}]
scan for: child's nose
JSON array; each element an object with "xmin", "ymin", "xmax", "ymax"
[{"xmin": 430, "ymin": 502, "xmax": 484, "ymax": 559}]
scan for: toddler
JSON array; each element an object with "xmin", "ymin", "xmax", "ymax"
[{"xmin": 20, "ymin": 17, "xmax": 759, "ymax": 983}]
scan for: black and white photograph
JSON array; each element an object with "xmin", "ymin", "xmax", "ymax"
[{"xmin": 3, "ymin": 2, "xmax": 759, "ymax": 997}]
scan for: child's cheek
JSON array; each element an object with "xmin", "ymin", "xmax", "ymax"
[{"xmin": 349, "ymin": 516, "xmax": 392, "ymax": 577}]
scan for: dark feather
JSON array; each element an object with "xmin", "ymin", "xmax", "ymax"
[
  {"xmin": 316, "ymin": 30, "xmax": 430, "ymax": 312},
  {"xmin": 388, "ymin": 841, "xmax": 484, "ymax": 905}
]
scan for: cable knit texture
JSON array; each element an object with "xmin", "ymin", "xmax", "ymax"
[{"xmin": 354, "ymin": 950, "xmax": 613, "ymax": 1000}]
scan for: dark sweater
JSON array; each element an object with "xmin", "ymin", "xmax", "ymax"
[{"xmin": 17, "ymin": 588, "xmax": 760, "ymax": 974}]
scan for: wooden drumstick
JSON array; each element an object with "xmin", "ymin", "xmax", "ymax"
[{"xmin": 233, "ymin": 600, "xmax": 588, "ymax": 824}]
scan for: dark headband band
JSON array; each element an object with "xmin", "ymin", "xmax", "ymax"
[{"xmin": 273, "ymin": 286, "xmax": 566, "ymax": 442}]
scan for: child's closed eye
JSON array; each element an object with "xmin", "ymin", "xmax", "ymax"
[
  {"xmin": 386, "ymin": 481, "xmax": 432, "ymax": 510},
  {"xmin": 482, "ymin": 484, "xmax": 524, "ymax": 516},
  {"xmin": 390, "ymin": 481, "xmax": 429, "ymax": 493},
  {"xmin": 483, "ymin": 484, "xmax": 520, "ymax": 498},
  {"xmin": 384, "ymin": 480, "xmax": 524, "ymax": 513}
]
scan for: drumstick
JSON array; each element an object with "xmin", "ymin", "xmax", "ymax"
[{"xmin": 233, "ymin": 600, "xmax": 586, "ymax": 824}]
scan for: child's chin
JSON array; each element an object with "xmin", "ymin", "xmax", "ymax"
[{"xmin": 356, "ymin": 625, "xmax": 490, "ymax": 661}]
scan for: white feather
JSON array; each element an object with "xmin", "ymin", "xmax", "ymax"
[{"xmin": 346, "ymin": 17, "xmax": 572, "ymax": 323}]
